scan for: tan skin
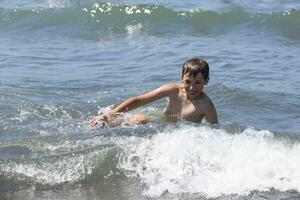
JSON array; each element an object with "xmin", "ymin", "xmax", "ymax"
[{"xmin": 89, "ymin": 72, "xmax": 218, "ymax": 127}]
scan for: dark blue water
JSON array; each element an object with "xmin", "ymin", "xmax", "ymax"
[{"xmin": 0, "ymin": 0, "xmax": 300, "ymax": 199}]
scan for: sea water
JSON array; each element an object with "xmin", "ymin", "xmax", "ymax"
[{"xmin": 0, "ymin": 0, "xmax": 300, "ymax": 199}]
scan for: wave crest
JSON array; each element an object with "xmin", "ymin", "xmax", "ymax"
[
  {"xmin": 118, "ymin": 125, "xmax": 300, "ymax": 198},
  {"xmin": 1, "ymin": 3, "xmax": 299, "ymax": 38}
]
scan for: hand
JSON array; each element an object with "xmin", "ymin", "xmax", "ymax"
[
  {"xmin": 89, "ymin": 112, "xmax": 112, "ymax": 127},
  {"xmin": 89, "ymin": 112, "xmax": 122, "ymax": 127}
]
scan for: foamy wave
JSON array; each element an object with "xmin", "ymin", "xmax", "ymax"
[
  {"xmin": 10, "ymin": 103, "xmax": 78, "ymax": 123},
  {"xmin": 20, "ymin": 0, "xmax": 72, "ymax": 10},
  {"xmin": 126, "ymin": 23, "xmax": 143, "ymax": 36},
  {"xmin": 2, "ymin": 3, "xmax": 299, "ymax": 39},
  {"xmin": 0, "ymin": 150, "xmax": 103, "ymax": 184},
  {"xmin": 118, "ymin": 125, "xmax": 300, "ymax": 198}
]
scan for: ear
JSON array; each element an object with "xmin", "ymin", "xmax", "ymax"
[{"xmin": 204, "ymin": 77, "xmax": 209, "ymax": 85}]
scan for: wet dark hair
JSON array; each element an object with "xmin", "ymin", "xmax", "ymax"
[{"xmin": 182, "ymin": 57, "xmax": 209, "ymax": 80}]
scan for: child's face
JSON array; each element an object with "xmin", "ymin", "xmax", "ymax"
[{"xmin": 182, "ymin": 72, "xmax": 208, "ymax": 99}]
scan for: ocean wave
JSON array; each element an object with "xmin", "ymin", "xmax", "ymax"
[
  {"xmin": 0, "ymin": 143, "xmax": 122, "ymax": 191},
  {"xmin": 118, "ymin": 124, "xmax": 300, "ymax": 198},
  {"xmin": 1, "ymin": 124, "xmax": 300, "ymax": 197},
  {"xmin": 0, "ymin": 3, "xmax": 299, "ymax": 38}
]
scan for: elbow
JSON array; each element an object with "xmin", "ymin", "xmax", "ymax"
[
  {"xmin": 206, "ymin": 115, "xmax": 218, "ymax": 125},
  {"xmin": 121, "ymin": 97, "xmax": 144, "ymax": 112},
  {"xmin": 212, "ymin": 120, "xmax": 218, "ymax": 124},
  {"xmin": 131, "ymin": 96, "xmax": 146, "ymax": 106},
  {"xmin": 206, "ymin": 118, "xmax": 218, "ymax": 124}
]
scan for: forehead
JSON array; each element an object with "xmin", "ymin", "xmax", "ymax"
[{"xmin": 182, "ymin": 72, "xmax": 205, "ymax": 81}]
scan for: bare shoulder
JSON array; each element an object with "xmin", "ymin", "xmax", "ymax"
[
  {"xmin": 193, "ymin": 92, "xmax": 216, "ymax": 115},
  {"xmin": 197, "ymin": 93, "xmax": 215, "ymax": 111},
  {"xmin": 199, "ymin": 92, "xmax": 218, "ymax": 124},
  {"xmin": 201, "ymin": 92, "xmax": 215, "ymax": 107},
  {"xmin": 161, "ymin": 83, "xmax": 182, "ymax": 89},
  {"xmin": 157, "ymin": 83, "xmax": 181, "ymax": 95}
]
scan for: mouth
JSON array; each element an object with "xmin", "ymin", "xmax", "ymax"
[{"xmin": 188, "ymin": 91, "xmax": 198, "ymax": 96}]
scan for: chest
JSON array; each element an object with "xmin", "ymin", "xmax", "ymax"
[
  {"xmin": 180, "ymin": 100, "xmax": 198, "ymax": 117},
  {"xmin": 165, "ymin": 97, "xmax": 204, "ymax": 121}
]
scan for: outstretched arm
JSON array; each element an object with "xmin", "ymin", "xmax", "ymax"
[
  {"xmin": 111, "ymin": 83, "xmax": 176, "ymax": 113},
  {"xmin": 90, "ymin": 83, "xmax": 178, "ymax": 126}
]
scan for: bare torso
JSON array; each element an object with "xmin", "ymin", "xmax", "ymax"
[
  {"xmin": 90, "ymin": 83, "xmax": 217, "ymax": 127},
  {"xmin": 163, "ymin": 83, "xmax": 210, "ymax": 123}
]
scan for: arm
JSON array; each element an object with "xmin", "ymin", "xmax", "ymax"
[
  {"xmin": 203, "ymin": 98, "xmax": 218, "ymax": 124},
  {"xmin": 90, "ymin": 83, "xmax": 178, "ymax": 126},
  {"xmin": 111, "ymin": 83, "xmax": 177, "ymax": 113}
]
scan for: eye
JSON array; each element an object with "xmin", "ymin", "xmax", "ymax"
[
  {"xmin": 184, "ymin": 80, "xmax": 191, "ymax": 84},
  {"xmin": 195, "ymin": 81, "xmax": 202, "ymax": 85}
]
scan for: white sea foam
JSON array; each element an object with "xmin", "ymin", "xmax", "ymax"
[
  {"xmin": 126, "ymin": 23, "xmax": 143, "ymax": 36},
  {"xmin": 97, "ymin": 105, "xmax": 114, "ymax": 115},
  {"xmin": 25, "ymin": 0, "xmax": 71, "ymax": 10},
  {"xmin": 46, "ymin": 0, "xmax": 71, "ymax": 9},
  {"xmin": 118, "ymin": 125, "xmax": 300, "ymax": 198},
  {"xmin": 0, "ymin": 151, "xmax": 103, "ymax": 184},
  {"xmin": 11, "ymin": 104, "xmax": 73, "ymax": 122}
]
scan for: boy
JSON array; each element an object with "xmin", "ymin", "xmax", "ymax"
[{"xmin": 90, "ymin": 57, "xmax": 218, "ymax": 127}]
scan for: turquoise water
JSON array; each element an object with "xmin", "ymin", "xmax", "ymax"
[{"xmin": 0, "ymin": 0, "xmax": 300, "ymax": 199}]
